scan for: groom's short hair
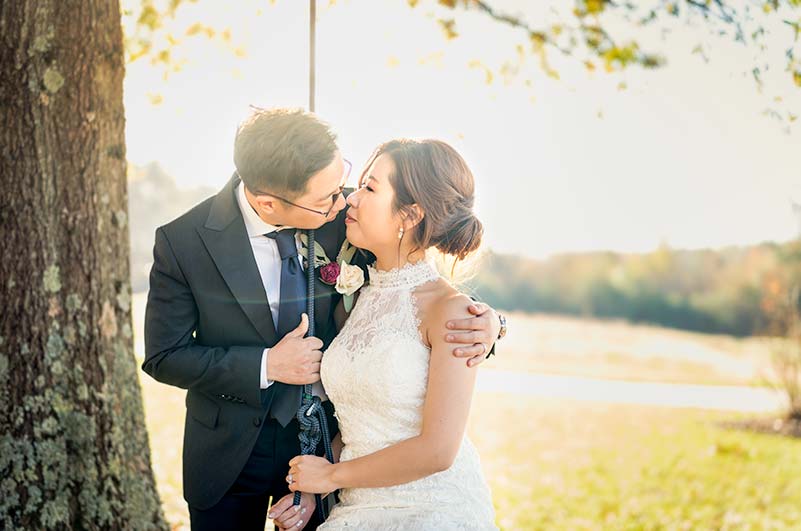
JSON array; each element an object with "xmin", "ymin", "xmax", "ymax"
[{"xmin": 234, "ymin": 107, "xmax": 338, "ymax": 198}]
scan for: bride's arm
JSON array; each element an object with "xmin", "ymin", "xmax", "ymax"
[{"xmin": 288, "ymin": 293, "xmax": 478, "ymax": 492}]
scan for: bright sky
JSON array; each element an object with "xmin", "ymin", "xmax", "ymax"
[{"xmin": 123, "ymin": 0, "xmax": 801, "ymax": 258}]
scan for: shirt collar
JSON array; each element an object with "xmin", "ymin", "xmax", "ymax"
[{"xmin": 236, "ymin": 180, "xmax": 280, "ymax": 238}]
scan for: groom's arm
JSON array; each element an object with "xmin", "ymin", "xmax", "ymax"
[{"xmin": 142, "ymin": 227, "xmax": 264, "ymax": 408}]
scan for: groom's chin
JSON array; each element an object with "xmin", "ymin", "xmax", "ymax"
[{"xmin": 296, "ymin": 217, "xmax": 336, "ymax": 231}]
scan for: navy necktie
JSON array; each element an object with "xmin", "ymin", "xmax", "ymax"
[{"xmin": 266, "ymin": 228, "xmax": 306, "ymax": 427}]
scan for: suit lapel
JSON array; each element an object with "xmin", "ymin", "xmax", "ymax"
[{"xmin": 197, "ymin": 174, "xmax": 277, "ymax": 345}]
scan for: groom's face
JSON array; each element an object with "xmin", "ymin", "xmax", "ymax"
[{"xmin": 250, "ymin": 152, "xmax": 348, "ymax": 230}]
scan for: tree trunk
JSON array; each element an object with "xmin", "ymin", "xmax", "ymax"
[{"xmin": 0, "ymin": 1, "xmax": 168, "ymax": 529}]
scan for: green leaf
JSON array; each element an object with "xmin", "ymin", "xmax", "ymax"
[
  {"xmin": 336, "ymin": 239, "xmax": 357, "ymax": 265},
  {"xmin": 343, "ymin": 294, "xmax": 354, "ymax": 313},
  {"xmin": 299, "ymin": 233, "xmax": 332, "ymax": 267}
]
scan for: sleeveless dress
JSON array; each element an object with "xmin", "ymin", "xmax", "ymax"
[{"xmin": 318, "ymin": 260, "xmax": 497, "ymax": 530}]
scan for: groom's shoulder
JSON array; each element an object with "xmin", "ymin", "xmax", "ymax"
[{"xmin": 158, "ymin": 194, "xmax": 217, "ymax": 239}]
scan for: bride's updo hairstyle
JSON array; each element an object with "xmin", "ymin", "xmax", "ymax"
[{"xmin": 362, "ymin": 139, "xmax": 483, "ymax": 263}]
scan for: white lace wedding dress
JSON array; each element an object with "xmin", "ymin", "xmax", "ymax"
[{"xmin": 319, "ymin": 260, "xmax": 497, "ymax": 530}]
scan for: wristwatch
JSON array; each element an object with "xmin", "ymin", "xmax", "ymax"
[
  {"xmin": 486, "ymin": 313, "xmax": 506, "ymax": 358},
  {"xmin": 497, "ymin": 313, "xmax": 507, "ymax": 340}
]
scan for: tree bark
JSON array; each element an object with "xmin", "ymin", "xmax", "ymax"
[{"xmin": 0, "ymin": 1, "xmax": 167, "ymax": 528}]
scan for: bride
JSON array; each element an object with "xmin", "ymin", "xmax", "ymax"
[{"xmin": 281, "ymin": 139, "xmax": 497, "ymax": 530}]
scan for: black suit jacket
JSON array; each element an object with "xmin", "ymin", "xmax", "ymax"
[{"xmin": 142, "ymin": 173, "xmax": 348, "ymax": 510}]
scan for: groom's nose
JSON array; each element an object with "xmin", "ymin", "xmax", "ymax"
[{"xmin": 332, "ymin": 193, "xmax": 346, "ymax": 214}]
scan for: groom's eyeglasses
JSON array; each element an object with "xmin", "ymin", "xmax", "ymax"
[{"xmin": 249, "ymin": 158, "xmax": 352, "ymax": 217}]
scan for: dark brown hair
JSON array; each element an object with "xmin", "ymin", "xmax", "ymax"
[
  {"xmin": 361, "ymin": 139, "xmax": 483, "ymax": 262},
  {"xmin": 233, "ymin": 107, "xmax": 338, "ymax": 198}
]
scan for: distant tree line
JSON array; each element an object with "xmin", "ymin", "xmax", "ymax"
[{"xmin": 467, "ymin": 242, "xmax": 801, "ymax": 337}]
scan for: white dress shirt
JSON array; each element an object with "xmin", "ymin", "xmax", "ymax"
[{"xmin": 235, "ymin": 181, "xmax": 327, "ymax": 401}]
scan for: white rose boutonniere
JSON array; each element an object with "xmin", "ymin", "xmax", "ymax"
[{"xmin": 335, "ymin": 262, "xmax": 364, "ymax": 312}]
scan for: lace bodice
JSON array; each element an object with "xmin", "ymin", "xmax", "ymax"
[{"xmin": 319, "ymin": 260, "xmax": 497, "ymax": 530}]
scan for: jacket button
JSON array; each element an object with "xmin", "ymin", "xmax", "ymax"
[{"xmin": 253, "ymin": 416, "xmax": 262, "ymax": 427}]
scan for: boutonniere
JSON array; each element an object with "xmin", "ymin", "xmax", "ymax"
[{"xmin": 299, "ymin": 235, "xmax": 364, "ymax": 312}]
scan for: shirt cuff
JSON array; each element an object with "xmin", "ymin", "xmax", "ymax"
[{"xmin": 260, "ymin": 348, "xmax": 274, "ymax": 389}]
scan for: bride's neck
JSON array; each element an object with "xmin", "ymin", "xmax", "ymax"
[{"xmin": 373, "ymin": 248, "xmax": 427, "ymax": 272}]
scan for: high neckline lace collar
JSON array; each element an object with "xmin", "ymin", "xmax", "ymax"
[{"xmin": 367, "ymin": 260, "xmax": 439, "ymax": 289}]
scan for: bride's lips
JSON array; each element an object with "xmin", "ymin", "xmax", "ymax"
[{"xmin": 345, "ymin": 213, "xmax": 357, "ymax": 224}]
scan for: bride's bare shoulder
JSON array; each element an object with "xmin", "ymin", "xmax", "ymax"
[{"xmin": 416, "ymin": 280, "xmax": 472, "ymax": 344}]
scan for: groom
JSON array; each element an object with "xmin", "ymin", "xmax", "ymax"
[{"xmin": 142, "ymin": 108, "xmax": 503, "ymax": 531}]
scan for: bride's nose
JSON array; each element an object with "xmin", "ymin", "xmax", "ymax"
[{"xmin": 347, "ymin": 189, "xmax": 360, "ymax": 208}]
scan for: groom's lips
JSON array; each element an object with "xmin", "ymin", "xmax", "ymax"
[{"xmin": 345, "ymin": 213, "xmax": 357, "ymax": 224}]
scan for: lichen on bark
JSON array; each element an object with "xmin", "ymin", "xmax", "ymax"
[{"xmin": 0, "ymin": 1, "xmax": 168, "ymax": 528}]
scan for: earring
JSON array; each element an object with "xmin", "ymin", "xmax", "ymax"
[{"xmin": 398, "ymin": 227, "xmax": 404, "ymax": 240}]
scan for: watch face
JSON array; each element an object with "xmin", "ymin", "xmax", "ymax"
[{"xmin": 498, "ymin": 314, "xmax": 507, "ymax": 339}]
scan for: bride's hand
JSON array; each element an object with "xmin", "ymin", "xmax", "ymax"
[{"xmin": 287, "ymin": 455, "xmax": 338, "ymax": 494}]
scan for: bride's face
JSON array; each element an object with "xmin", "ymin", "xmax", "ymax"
[{"xmin": 345, "ymin": 154, "xmax": 403, "ymax": 254}]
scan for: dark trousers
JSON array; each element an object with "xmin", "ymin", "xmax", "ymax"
[{"xmin": 189, "ymin": 400, "xmax": 338, "ymax": 531}]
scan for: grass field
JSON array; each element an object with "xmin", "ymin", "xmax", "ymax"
[
  {"xmin": 469, "ymin": 395, "xmax": 801, "ymax": 530},
  {"xmin": 133, "ymin": 295, "xmax": 799, "ymax": 530},
  {"xmin": 140, "ymin": 375, "xmax": 801, "ymax": 530}
]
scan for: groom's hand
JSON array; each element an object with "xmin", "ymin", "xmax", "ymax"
[
  {"xmin": 268, "ymin": 313, "xmax": 324, "ymax": 385},
  {"xmin": 445, "ymin": 302, "xmax": 501, "ymax": 368},
  {"xmin": 269, "ymin": 492, "xmax": 315, "ymax": 530}
]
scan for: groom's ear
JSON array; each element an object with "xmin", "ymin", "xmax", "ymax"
[
  {"xmin": 244, "ymin": 185, "xmax": 280, "ymax": 216},
  {"xmin": 252, "ymin": 194, "xmax": 279, "ymax": 215}
]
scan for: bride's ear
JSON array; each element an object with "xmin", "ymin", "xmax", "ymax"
[{"xmin": 402, "ymin": 204, "xmax": 425, "ymax": 231}]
